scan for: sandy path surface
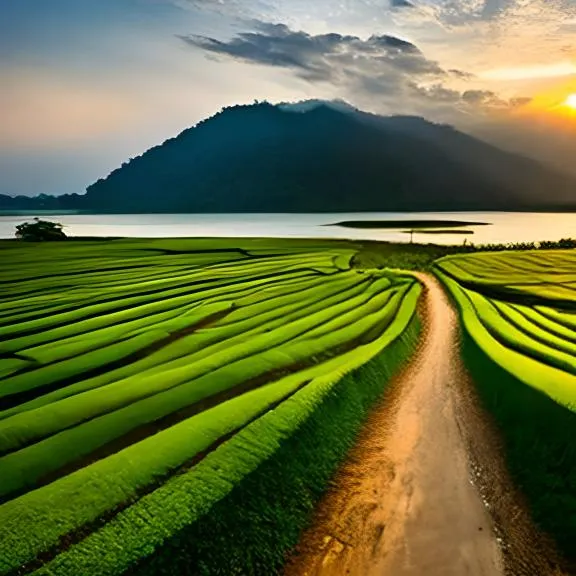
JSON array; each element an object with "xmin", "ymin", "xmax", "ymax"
[{"xmin": 286, "ymin": 273, "xmax": 504, "ymax": 576}]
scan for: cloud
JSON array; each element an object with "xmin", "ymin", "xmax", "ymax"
[
  {"xmin": 449, "ymin": 69, "xmax": 475, "ymax": 80},
  {"xmin": 428, "ymin": 0, "xmax": 515, "ymax": 26},
  {"xmin": 428, "ymin": 0, "xmax": 576, "ymax": 60},
  {"xmin": 461, "ymin": 89, "xmax": 503, "ymax": 105},
  {"xmin": 433, "ymin": 0, "xmax": 576, "ymax": 25},
  {"xmin": 509, "ymin": 96, "xmax": 533, "ymax": 107},
  {"xmin": 175, "ymin": 0, "xmax": 275, "ymax": 18},
  {"xmin": 410, "ymin": 83, "xmax": 461, "ymax": 103},
  {"xmin": 179, "ymin": 21, "xmax": 444, "ymax": 87},
  {"xmin": 175, "ymin": 0, "xmax": 408, "ymax": 37},
  {"xmin": 180, "ymin": 19, "xmax": 531, "ymax": 119}
]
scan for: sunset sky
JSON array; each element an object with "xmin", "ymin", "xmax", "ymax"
[{"xmin": 2, "ymin": 0, "xmax": 576, "ymax": 196}]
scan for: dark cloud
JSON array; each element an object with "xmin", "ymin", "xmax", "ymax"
[
  {"xmin": 369, "ymin": 34, "xmax": 420, "ymax": 52},
  {"xmin": 449, "ymin": 68, "xmax": 475, "ymax": 80},
  {"xmin": 180, "ymin": 20, "xmax": 531, "ymax": 117},
  {"xmin": 179, "ymin": 21, "xmax": 444, "ymax": 86},
  {"xmin": 406, "ymin": 84, "xmax": 531, "ymax": 116},
  {"xmin": 460, "ymin": 90, "xmax": 532, "ymax": 110},
  {"xmin": 462, "ymin": 89, "xmax": 502, "ymax": 105},
  {"xmin": 391, "ymin": 0, "xmax": 414, "ymax": 7},
  {"xmin": 509, "ymin": 96, "xmax": 532, "ymax": 107},
  {"xmin": 410, "ymin": 82, "xmax": 461, "ymax": 103},
  {"xmin": 179, "ymin": 31, "xmax": 326, "ymax": 77}
]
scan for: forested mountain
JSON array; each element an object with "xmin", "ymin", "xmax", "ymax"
[{"xmin": 4, "ymin": 101, "xmax": 575, "ymax": 212}]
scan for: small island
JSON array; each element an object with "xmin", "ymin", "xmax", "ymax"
[{"xmin": 328, "ymin": 219, "xmax": 490, "ymax": 229}]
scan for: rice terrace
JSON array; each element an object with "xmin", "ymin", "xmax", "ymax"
[{"xmin": 0, "ymin": 235, "xmax": 575, "ymax": 576}]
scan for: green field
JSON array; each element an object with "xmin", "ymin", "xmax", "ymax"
[
  {"xmin": 0, "ymin": 238, "xmax": 422, "ymax": 575},
  {"xmin": 435, "ymin": 249, "xmax": 576, "ymax": 567},
  {"xmin": 3, "ymin": 237, "xmax": 576, "ymax": 574}
]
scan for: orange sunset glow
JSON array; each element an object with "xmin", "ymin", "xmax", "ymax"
[
  {"xmin": 565, "ymin": 94, "xmax": 576, "ymax": 110},
  {"xmin": 512, "ymin": 84, "xmax": 576, "ymax": 126}
]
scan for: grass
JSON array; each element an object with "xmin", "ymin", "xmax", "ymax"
[
  {"xmin": 3, "ymin": 236, "xmax": 574, "ymax": 574},
  {"xmin": 435, "ymin": 267, "xmax": 576, "ymax": 410},
  {"xmin": 435, "ymin": 249, "xmax": 576, "ymax": 570},
  {"xmin": 0, "ymin": 237, "xmax": 422, "ymax": 575},
  {"xmin": 462, "ymin": 332, "xmax": 576, "ymax": 573},
  {"xmin": 463, "ymin": 289, "xmax": 575, "ymax": 375},
  {"xmin": 0, "ymin": 284, "xmax": 411, "ymax": 499},
  {"xmin": 34, "ymin": 313, "xmax": 421, "ymax": 576}
]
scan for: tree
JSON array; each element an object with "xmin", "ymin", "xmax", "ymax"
[{"xmin": 15, "ymin": 218, "xmax": 67, "ymax": 241}]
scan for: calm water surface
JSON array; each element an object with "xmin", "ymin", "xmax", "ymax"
[{"xmin": 0, "ymin": 212, "xmax": 574, "ymax": 246}]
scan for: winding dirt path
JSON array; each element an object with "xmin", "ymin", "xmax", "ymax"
[{"xmin": 285, "ymin": 273, "xmax": 545, "ymax": 576}]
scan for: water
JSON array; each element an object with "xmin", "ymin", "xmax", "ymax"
[{"xmin": 0, "ymin": 212, "xmax": 574, "ymax": 246}]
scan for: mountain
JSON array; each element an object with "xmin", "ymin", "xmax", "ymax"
[
  {"xmin": 82, "ymin": 101, "xmax": 575, "ymax": 212},
  {"xmin": 5, "ymin": 101, "xmax": 575, "ymax": 213}
]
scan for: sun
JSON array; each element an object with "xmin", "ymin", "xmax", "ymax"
[{"xmin": 565, "ymin": 94, "xmax": 576, "ymax": 109}]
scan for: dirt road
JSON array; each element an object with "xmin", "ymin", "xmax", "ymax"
[{"xmin": 285, "ymin": 274, "xmax": 521, "ymax": 576}]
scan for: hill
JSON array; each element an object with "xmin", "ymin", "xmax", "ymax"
[{"xmin": 4, "ymin": 101, "xmax": 576, "ymax": 212}]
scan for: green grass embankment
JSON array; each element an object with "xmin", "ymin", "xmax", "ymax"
[
  {"xmin": 461, "ymin": 332, "xmax": 576, "ymax": 572},
  {"xmin": 434, "ymin": 249, "xmax": 576, "ymax": 571}
]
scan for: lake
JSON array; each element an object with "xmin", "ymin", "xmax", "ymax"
[{"xmin": 0, "ymin": 212, "xmax": 575, "ymax": 245}]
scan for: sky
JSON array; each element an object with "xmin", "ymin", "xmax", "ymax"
[{"xmin": 2, "ymin": 0, "xmax": 576, "ymax": 196}]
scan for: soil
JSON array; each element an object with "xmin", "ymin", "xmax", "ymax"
[{"xmin": 285, "ymin": 273, "xmax": 562, "ymax": 576}]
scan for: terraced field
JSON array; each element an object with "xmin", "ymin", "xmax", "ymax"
[
  {"xmin": 435, "ymin": 249, "xmax": 576, "ymax": 570},
  {"xmin": 0, "ymin": 238, "xmax": 421, "ymax": 576}
]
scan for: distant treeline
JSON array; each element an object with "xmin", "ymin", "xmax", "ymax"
[
  {"xmin": 0, "ymin": 193, "xmax": 84, "ymax": 211},
  {"xmin": 457, "ymin": 238, "xmax": 576, "ymax": 252}
]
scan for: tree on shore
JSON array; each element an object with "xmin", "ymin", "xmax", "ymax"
[{"xmin": 15, "ymin": 218, "xmax": 67, "ymax": 241}]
